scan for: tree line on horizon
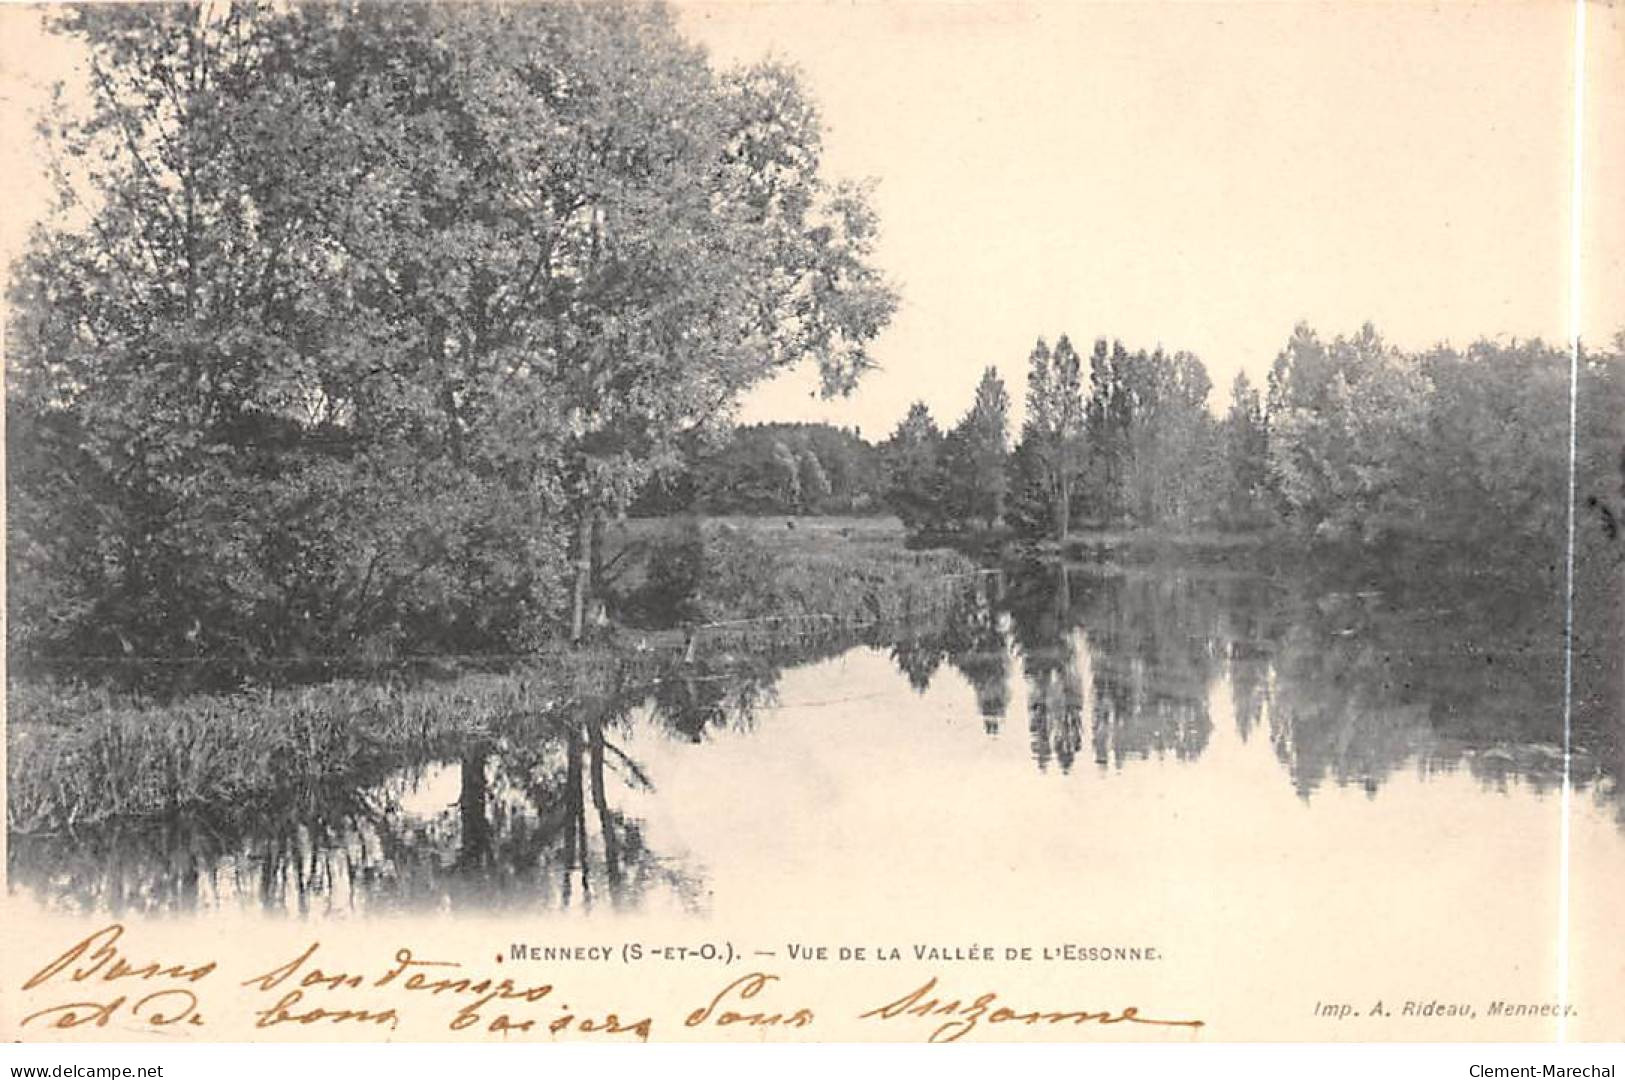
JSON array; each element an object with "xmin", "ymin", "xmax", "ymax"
[
  {"xmin": 632, "ymin": 421, "xmax": 887, "ymax": 516},
  {"xmin": 656, "ymin": 324, "xmax": 1624, "ymax": 594},
  {"xmin": 885, "ymin": 322, "xmax": 1625, "ymax": 597},
  {"xmin": 627, "ymin": 318, "xmax": 1625, "ymax": 605},
  {"xmin": 881, "ymin": 332, "xmax": 1264, "ymax": 537},
  {"xmin": 657, "ymin": 322, "xmax": 1623, "ymax": 592}
]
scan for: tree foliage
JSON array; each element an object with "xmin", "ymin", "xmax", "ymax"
[
  {"xmin": 882, "ymin": 401, "xmax": 948, "ymax": 531},
  {"xmin": 7, "ymin": 1, "xmax": 897, "ymax": 668},
  {"xmin": 1266, "ymin": 323, "xmax": 1625, "ymax": 583},
  {"xmin": 954, "ymin": 366, "xmax": 1012, "ymax": 528},
  {"xmin": 632, "ymin": 421, "xmax": 884, "ymax": 515},
  {"xmin": 1012, "ymin": 336, "xmax": 1085, "ymax": 539},
  {"xmin": 1221, "ymin": 371, "xmax": 1269, "ymax": 525}
]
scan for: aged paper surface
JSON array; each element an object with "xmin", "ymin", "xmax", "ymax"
[{"xmin": 2, "ymin": 0, "xmax": 1622, "ymax": 1045}]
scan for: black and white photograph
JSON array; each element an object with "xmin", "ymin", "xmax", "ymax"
[{"xmin": 1, "ymin": 0, "xmax": 1622, "ymax": 1050}]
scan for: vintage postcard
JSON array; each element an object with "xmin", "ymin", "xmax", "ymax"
[{"xmin": 2, "ymin": 0, "xmax": 1621, "ymax": 1047}]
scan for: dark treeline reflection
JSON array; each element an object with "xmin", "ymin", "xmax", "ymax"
[
  {"xmin": 903, "ymin": 562, "xmax": 1620, "ymax": 815},
  {"xmin": 11, "ymin": 564, "xmax": 1621, "ymax": 916}
]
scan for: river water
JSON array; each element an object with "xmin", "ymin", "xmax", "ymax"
[{"xmin": 9, "ymin": 562, "xmax": 1622, "ymax": 925}]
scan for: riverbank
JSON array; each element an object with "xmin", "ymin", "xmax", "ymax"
[
  {"xmin": 1051, "ymin": 527, "xmax": 1278, "ymax": 567},
  {"xmin": 904, "ymin": 523, "xmax": 1284, "ymax": 569},
  {"xmin": 7, "ymin": 516, "xmax": 981, "ymax": 833}
]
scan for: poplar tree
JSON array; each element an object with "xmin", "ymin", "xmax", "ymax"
[{"xmin": 1012, "ymin": 336, "xmax": 1085, "ymax": 540}]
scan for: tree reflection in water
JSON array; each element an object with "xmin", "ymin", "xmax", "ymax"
[
  {"xmin": 957, "ymin": 562, "xmax": 1216, "ymax": 773},
  {"xmin": 9, "ymin": 562, "xmax": 1622, "ymax": 916},
  {"xmin": 917, "ymin": 560, "xmax": 1619, "ymax": 817},
  {"xmin": 9, "ymin": 711, "xmax": 692, "ymax": 918}
]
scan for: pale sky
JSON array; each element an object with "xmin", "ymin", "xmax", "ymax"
[
  {"xmin": 675, "ymin": 0, "xmax": 1624, "ymax": 435},
  {"xmin": 4, "ymin": 2, "xmax": 1621, "ymax": 437}
]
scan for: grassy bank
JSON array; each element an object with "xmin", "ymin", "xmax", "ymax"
[
  {"xmin": 6, "ymin": 673, "xmax": 549, "ymax": 833},
  {"xmin": 903, "ymin": 523, "xmax": 1283, "ymax": 569}
]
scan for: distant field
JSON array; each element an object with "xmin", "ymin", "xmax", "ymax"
[
  {"xmin": 599, "ymin": 512, "xmax": 988, "ymax": 634},
  {"xmin": 614, "ymin": 513, "xmax": 906, "ymax": 545},
  {"xmin": 605, "ymin": 514, "xmax": 910, "ymax": 593}
]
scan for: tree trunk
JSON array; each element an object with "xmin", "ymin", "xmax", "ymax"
[
  {"xmin": 588, "ymin": 720, "xmax": 623, "ymax": 897},
  {"xmin": 589, "ymin": 511, "xmax": 606, "ymax": 594},
  {"xmin": 457, "ymin": 750, "xmax": 492, "ymax": 869},
  {"xmin": 570, "ymin": 508, "xmax": 592, "ymax": 644},
  {"xmin": 562, "ymin": 728, "xmax": 585, "ymax": 903},
  {"xmin": 1056, "ymin": 472, "xmax": 1071, "ymax": 542}
]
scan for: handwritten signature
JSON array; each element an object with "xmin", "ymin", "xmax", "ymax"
[{"xmin": 859, "ymin": 976, "xmax": 1206, "ymax": 1043}]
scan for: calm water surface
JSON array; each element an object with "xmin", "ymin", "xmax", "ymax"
[{"xmin": 11, "ymin": 563, "xmax": 1622, "ymax": 920}]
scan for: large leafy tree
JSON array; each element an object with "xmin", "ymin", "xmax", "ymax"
[
  {"xmin": 1265, "ymin": 323, "xmax": 1429, "ymax": 544},
  {"xmin": 7, "ymin": 2, "xmax": 558, "ymax": 667},
  {"xmin": 1260, "ymin": 321, "xmax": 1625, "ymax": 597},
  {"xmin": 7, "ymin": 0, "xmax": 896, "ymax": 665}
]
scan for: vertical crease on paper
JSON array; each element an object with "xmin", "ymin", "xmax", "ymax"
[{"xmin": 1558, "ymin": 0, "xmax": 1586, "ymax": 1047}]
